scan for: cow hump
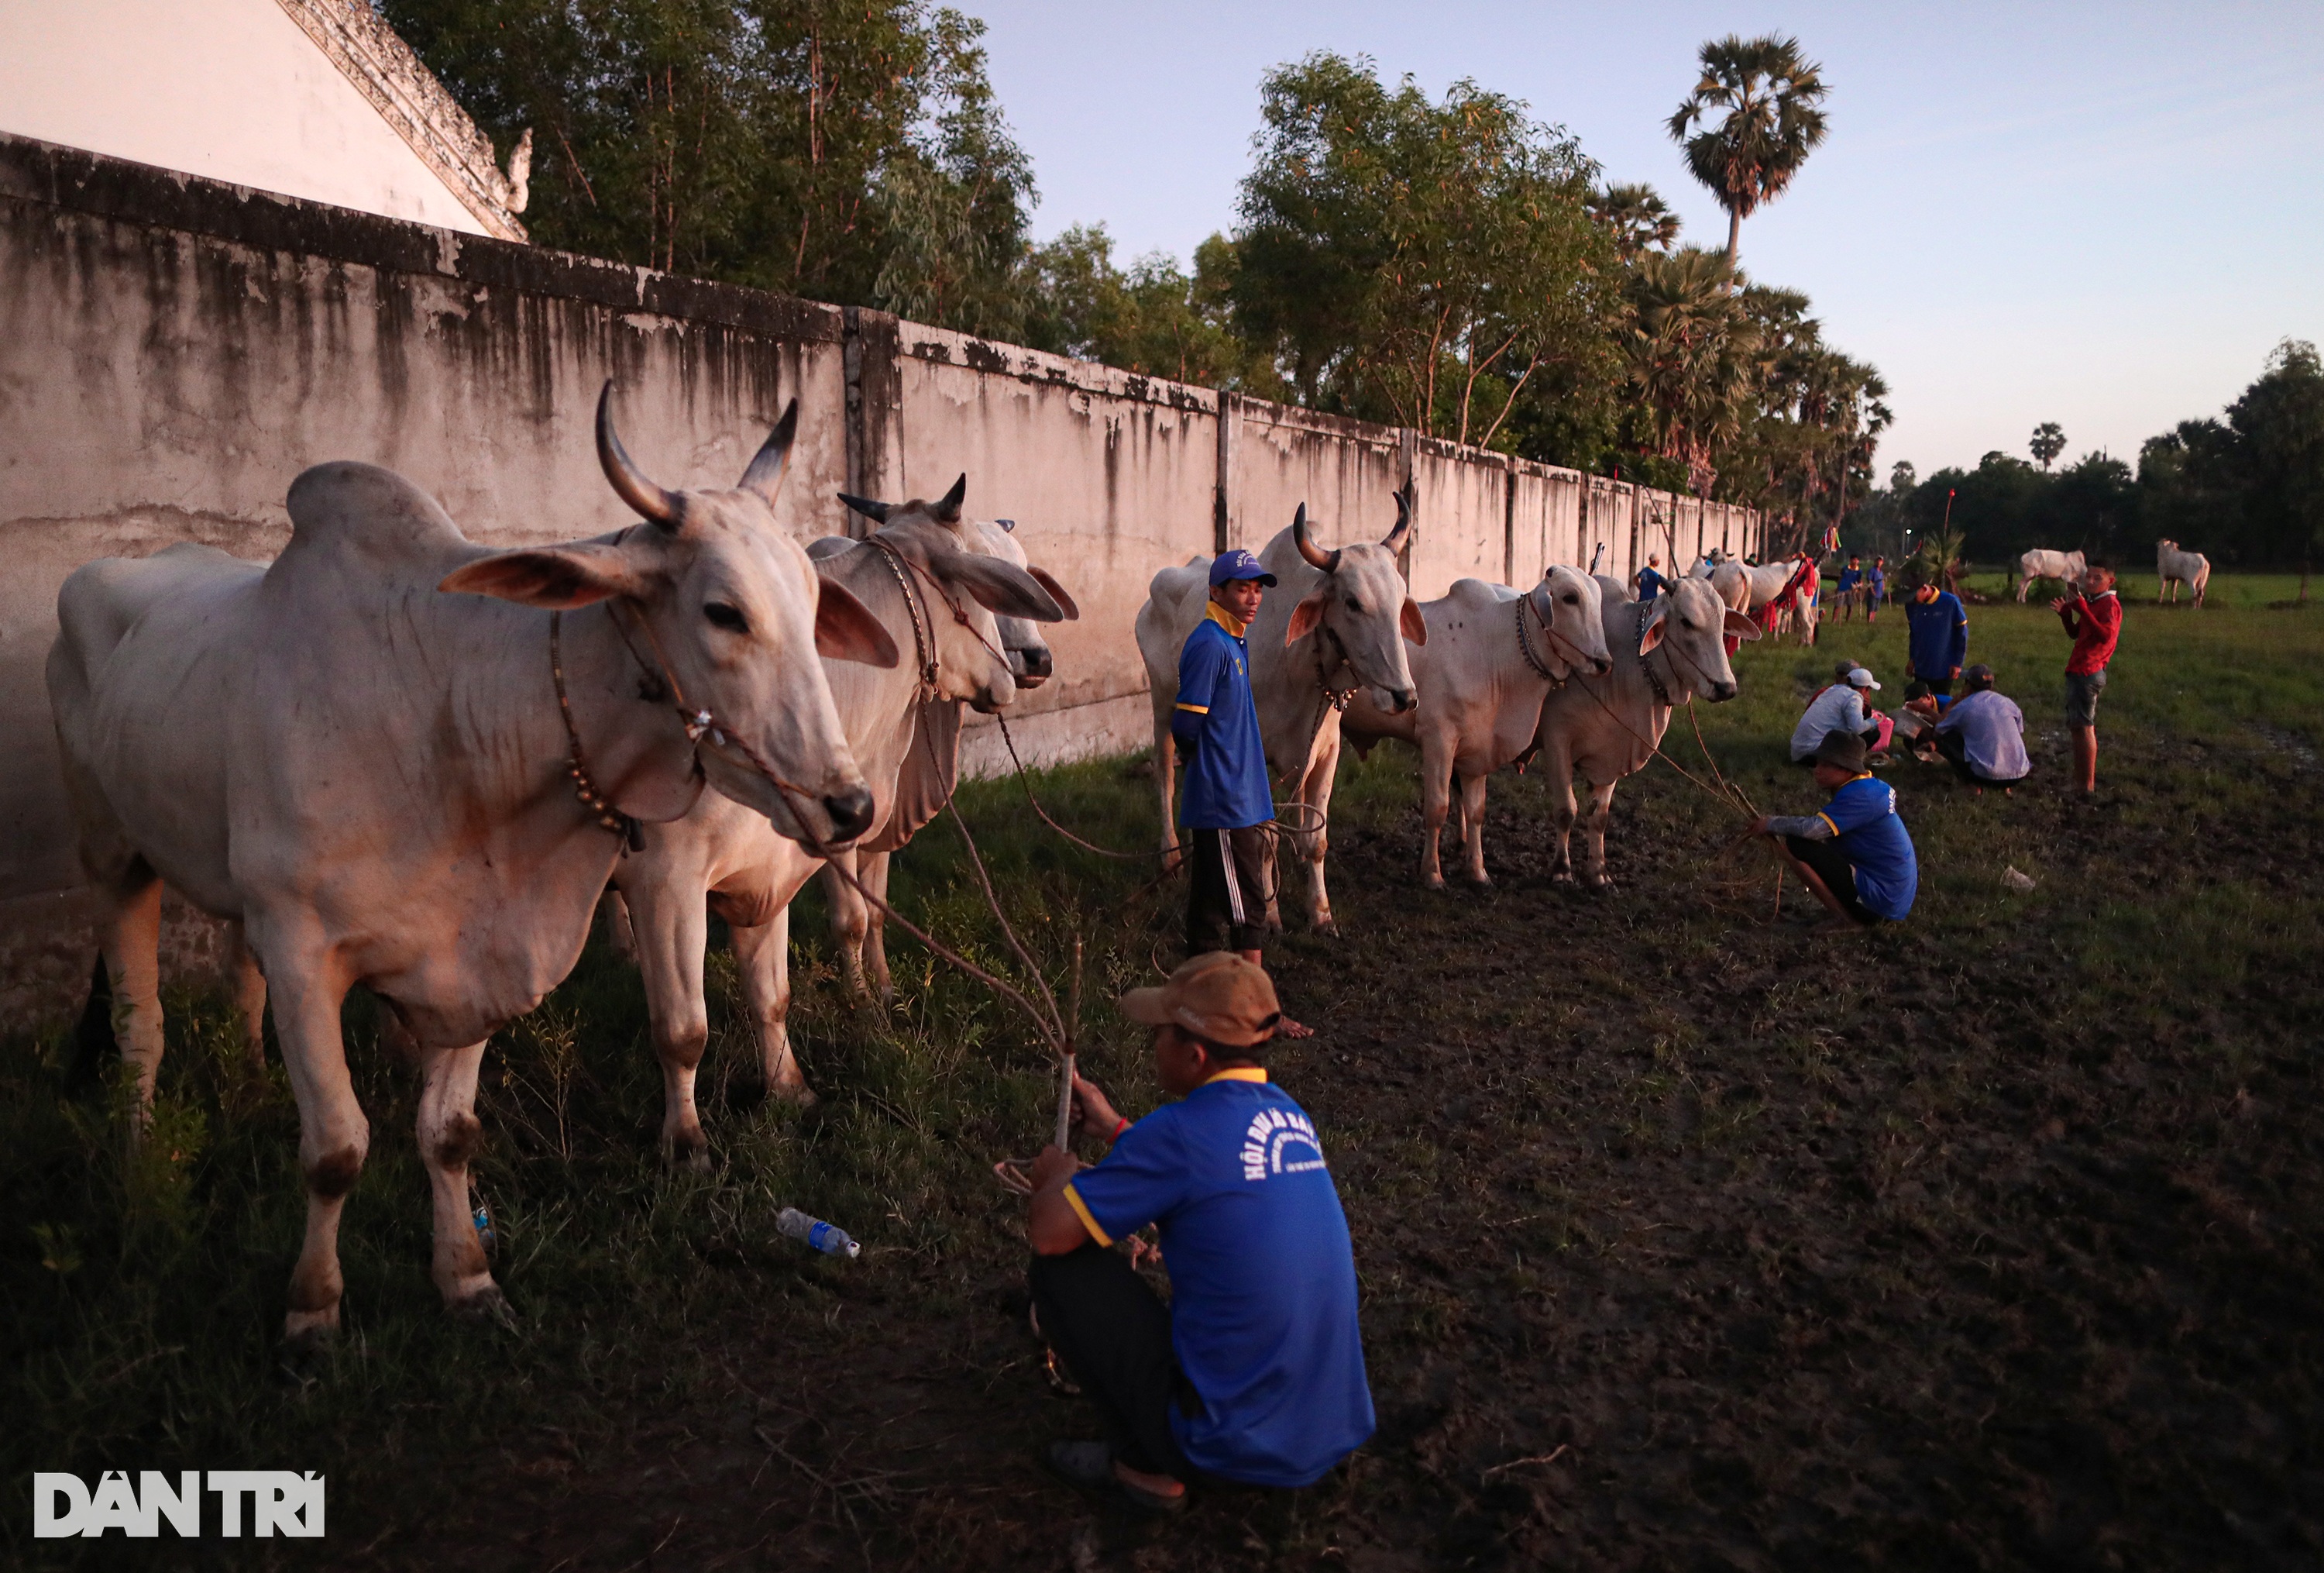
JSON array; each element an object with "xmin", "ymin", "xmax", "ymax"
[{"xmin": 283, "ymin": 461, "xmax": 470, "ymax": 570}]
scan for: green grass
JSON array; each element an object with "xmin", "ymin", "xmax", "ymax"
[{"xmin": 2, "ymin": 573, "xmax": 2319, "ymax": 1565}]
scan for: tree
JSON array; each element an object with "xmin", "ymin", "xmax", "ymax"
[
  {"xmin": 1232, "ymin": 53, "xmax": 1621, "ymax": 447},
  {"xmin": 1017, "ymin": 226, "xmax": 1274, "ymax": 391},
  {"xmin": 383, "ymin": 0, "xmax": 1034, "ymax": 332},
  {"xmin": 2030, "ymin": 422, "xmax": 2067, "ymax": 470},
  {"xmin": 1618, "ymin": 246, "xmax": 1758, "ymax": 494},
  {"xmin": 1587, "ymin": 182, "xmax": 1680, "ymax": 261},
  {"xmin": 1890, "ymin": 460, "xmax": 1917, "ymax": 492},
  {"xmin": 1667, "ymin": 34, "xmax": 1830, "ymax": 264}
]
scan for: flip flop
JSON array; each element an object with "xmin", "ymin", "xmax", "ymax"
[{"xmin": 1040, "ymin": 1440, "xmax": 1188, "ymax": 1515}]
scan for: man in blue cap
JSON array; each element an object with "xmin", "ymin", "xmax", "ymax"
[{"xmin": 1172, "ymin": 549, "xmax": 1314, "ymax": 1033}]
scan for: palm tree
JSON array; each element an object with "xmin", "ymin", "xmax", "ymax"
[
  {"xmin": 1623, "ymin": 246, "xmax": 1761, "ymax": 494},
  {"xmin": 1667, "ymin": 35, "xmax": 1830, "ymax": 265},
  {"xmin": 1587, "ymin": 182, "xmax": 1680, "ymax": 262},
  {"xmin": 2030, "ymin": 422, "xmax": 2066, "ymax": 470}
]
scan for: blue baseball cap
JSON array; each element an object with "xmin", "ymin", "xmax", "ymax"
[{"xmin": 1209, "ymin": 549, "xmax": 1277, "ymax": 587}]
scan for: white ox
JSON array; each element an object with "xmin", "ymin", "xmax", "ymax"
[
  {"xmin": 1710, "ymin": 556, "xmax": 1819, "ymax": 644},
  {"xmin": 607, "ymin": 481, "xmax": 1069, "ymax": 1159},
  {"xmin": 2157, "ymin": 539, "xmax": 2211, "ymax": 606},
  {"xmin": 1532, "ymin": 576, "xmax": 1761, "ymax": 885},
  {"xmin": 1137, "ymin": 502, "xmax": 1422, "ymax": 935},
  {"xmin": 1341, "ymin": 568, "xmax": 1611, "ymax": 887},
  {"xmin": 46, "ymin": 389, "xmax": 894, "ymax": 1344},
  {"xmin": 2016, "ymin": 548, "xmax": 2086, "ymax": 601}
]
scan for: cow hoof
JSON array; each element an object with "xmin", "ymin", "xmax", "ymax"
[
  {"xmin": 1469, "ymin": 875, "xmax": 1494, "ymax": 890},
  {"xmin": 767, "ymin": 1081, "xmax": 820, "ymax": 1110},
  {"xmin": 663, "ymin": 1138, "xmax": 712, "ymax": 1173},
  {"xmin": 280, "ymin": 1310, "xmax": 339, "ymax": 1360},
  {"xmin": 451, "ymin": 1283, "xmax": 516, "ymax": 1330},
  {"xmin": 1424, "ymin": 873, "xmax": 1446, "ymax": 890},
  {"xmin": 1312, "ymin": 918, "xmax": 1339, "ymax": 938},
  {"xmin": 1552, "ymin": 869, "xmax": 1576, "ymax": 885},
  {"xmin": 1590, "ymin": 876, "xmax": 1615, "ymax": 890}
]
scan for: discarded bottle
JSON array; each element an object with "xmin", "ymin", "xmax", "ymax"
[
  {"xmin": 473, "ymin": 1203, "xmax": 496, "ymax": 1251},
  {"xmin": 775, "ymin": 1206, "xmax": 861, "ymax": 1260}
]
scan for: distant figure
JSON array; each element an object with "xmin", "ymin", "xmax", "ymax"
[
  {"xmin": 1866, "ymin": 556, "xmax": 1888, "ymax": 624},
  {"xmin": 1905, "ymin": 580, "xmax": 1968, "ymax": 697},
  {"xmin": 1834, "ymin": 554, "xmax": 1863, "ymax": 621},
  {"xmin": 1633, "ymin": 553, "xmax": 1666, "ymax": 602},
  {"xmin": 2053, "ymin": 562, "xmax": 2123, "ymax": 797},
  {"xmin": 1790, "ymin": 664, "xmax": 1884, "ymax": 763},
  {"xmin": 1750, "ymin": 731, "xmax": 1918, "ymax": 928},
  {"xmin": 1933, "ymin": 665, "xmax": 2030, "ymax": 793}
]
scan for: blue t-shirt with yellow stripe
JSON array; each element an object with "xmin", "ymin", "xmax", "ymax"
[
  {"xmin": 1174, "ymin": 607, "xmax": 1274, "ymax": 829},
  {"xmin": 1820, "ymin": 774, "xmax": 1918, "ymax": 920},
  {"xmin": 1064, "ymin": 1071, "xmax": 1374, "ymax": 1486}
]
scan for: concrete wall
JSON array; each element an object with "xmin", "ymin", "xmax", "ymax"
[{"xmin": 0, "ymin": 133, "xmax": 1756, "ymax": 1027}]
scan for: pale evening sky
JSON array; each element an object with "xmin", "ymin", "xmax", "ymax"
[{"xmin": 968, "ymin": 0, "xmax": 2324, "ymax": 482}]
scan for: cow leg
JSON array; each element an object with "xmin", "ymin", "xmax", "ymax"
[
  {"xmin": 858, "ymin": 852, "xmax": 895, "ymax": 1005},
  {"xmin": 97, "ymin": 868, "xmax": 167, "ymax": 1116},
  {"xmin": 1585, "ymin": 780, "xmax": 1620, "ymax": 887},
  {"xmin": 601, "ymin": 889, "xmax": 638, "ymax": 962},
  {"xmin": 1548, "ymin": 756, "xmax": 1580, "ymax": 883},
  {"xmin": 821, "ymin": 850, "xmax": 871, "ymax": 1001},
  {"xmin": 626, "ymin": 876, "xmax": 713, "ymax": 1167},
  {"xmin": 264, "ymin": 949, "xmax": 365, "ymax": 1350},
  {"xmin": 1298, "ymin": 732, "xmax": 1342, "ymax": 935},
  {"xmin": 734, "ymin": 908, "xmax": 813, "ymax": 1106},
  {"xmin": 414, "ymin": 1038, "xmax": 503, "ymax": 1320},
  {"xmin": 1459, "ymin": 770, "xmax": 1492, "ymax": 886},
  {"xmin": 225, "ymin": 919, "xmax": 267, "ymax": 1070},
  {"xmin": 1152, "ymin": 713, "xmax": 1183, "ymax": 874},
  {"xmin": 1418, "ymin": 742, "xmax": 1451, "ymax": 890}
]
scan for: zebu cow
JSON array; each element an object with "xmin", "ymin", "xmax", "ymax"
[
  {"xmin": 1137, "ymin": 502, "xmax": 1422, "ymax": 934},
  {"xmin": 813, "ymin": 513, "xmax": 1081, "ymax": 1007},
  {"xmin": 1532, "ymin": 576, "xmax": 1761, "ymax": 885},
  {"xmin": 1713, "ymin": 556, "xmax": 1818, "ymax": 643},
  {"xmin": 1341, "ymin": 568, "xmax": 1611, "ymax": 886},
  {"xmin": 610, "ymin": 481, "xmax": 1068, "ymax": 1158},
  {"xmin": 2016, "ymin": 548, "xmax": 2086, "ymax": 601},
  {"xmin": 2157, "ymin": 539, "xmax": 2211, "ymax": 606},
  {"xmin": 47, "ymin": 388, "xmax": 892, "ymax": 1343}
]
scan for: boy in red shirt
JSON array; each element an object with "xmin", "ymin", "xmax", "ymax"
[{"xmin": 2051, "ymin": 563, "xmax": 2122, "ymax": 796}]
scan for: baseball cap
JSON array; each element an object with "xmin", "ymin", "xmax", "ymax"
[
  {"xmin": 1118, "ymin": 952, "xmax": 1282, "ymax": 1048},
  {"xmin": 1845, "ymin": 667, "xmax": 1881, "ymax": 690},
  {"xmin": 1813, "ymin": 731, "xmax": 1869, "ymax": 773},
  {"xmin": 1963, "ymin": 663, "xmax": 1995, "ymax": 690},
  {"xmin": 1208, "ymin": 549, "xmax": 1277, "ymax": 588}
]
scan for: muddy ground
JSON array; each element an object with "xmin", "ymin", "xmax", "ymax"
[{"xmin": 345, "ymin": 718, "xmax": 2324, "ymax": 1573}]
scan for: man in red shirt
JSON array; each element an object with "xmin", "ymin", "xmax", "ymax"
[{"xmin": 2051, "ymin": 563, "xmax": 2122, "ymax": 796}]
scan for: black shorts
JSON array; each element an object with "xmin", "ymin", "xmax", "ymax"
[
  {"xmin": 1029, "ymin": 1245, "xmax": 1205, "ymax": 1482},
  {"xmin": 1187, "ymin": 825, "xmax": 1269, "ymax": 956},
  {"xmin": 2065, "ymin": 669, "xmax": 2107, "ymax": 728},
  {"xmin": 1784, "ymin": 834, "xmax": 1881, "ymax": 925}
]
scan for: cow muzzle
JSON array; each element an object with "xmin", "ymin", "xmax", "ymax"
[
  {"xmin": 1709, "ymin": 680, "xmax": 1738, "ymax": 703},
  {"xmin": 1012, "ymin": 648, "xmax": 1052, "ymax": 686},
  {"xmin": 823, "ymin": 785, "xmax": 875, "ymax": 842},
  {"xmin": 1590, "ymin": 656, "xmax": 1613, "ymax": 677},
  {"xmin": 1384, "ymin": 687, "xmax": 1417, "ymax": 714}
]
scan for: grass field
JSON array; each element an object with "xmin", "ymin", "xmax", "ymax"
[{"xmin": 4, "ymin": 576, "xmax": 2319, "ymax": 1568}]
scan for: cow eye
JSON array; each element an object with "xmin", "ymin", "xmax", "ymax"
[
  {"xmin": 703, "ymin": 601, "xmax": 749, "ymax": 633},
  {"xmin": 1345, "ymin": 597, "xmax": 1363, "ymax": 613}
]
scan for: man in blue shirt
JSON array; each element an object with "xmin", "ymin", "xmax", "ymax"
[
  {"xmin": 1834, "ymin": 555, "xmax": 1863, "ymax": 621},
  {"xmin": 1026, "ymin": 954, "xmax": 1374, "ymax": 1512},
  {"xmin": 1749, "ymin": 731, "xmax": 1918, "ymax": 926},
  {"xmin": 1867, "ymin": 556, "xmax": 1888, "ymax": 624},
  {"xmin": 1904, "ymin": 579, "xmax": 1968, "ymax": 697},
  {"xmin": 1174, "ymin": 551, "xmax": 1277, "ymax": 967},
  {"xmin": 1632, "ymin": 553, "xmax": 1667, "ymax": 602}
]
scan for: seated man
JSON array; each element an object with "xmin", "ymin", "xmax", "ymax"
[
  {"xmin": 1933, "ymin": 663, "xmax": 2030, "ymax": 793},
  {"xmin": 1026, "ymin": 954, "xmax": 1373, "ymax": 1512},
  {"xmin": 1790, "ymin": 664, "xmax": 1885, "ymax": 763},
  {"xmin": 1751, "ymin": 731, "xmax": 1918, "ymax": 927}
]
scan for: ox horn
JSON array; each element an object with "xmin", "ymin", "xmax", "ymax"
[
  {"xmin": 596, "ymin": 381, "xmax": 682, "ymax": 529},
  {"xmin": 1382, "ymin": 486, "xmax": 1411, "ymax": 552},
  {"xmin": 1292, "ymin": 504, "xmax": 1339, "ymax": 573},
  {"xmin": 737, "ymin": 399, "xmax": 799, "ymax": 505},
  {"xmin": 836, "ymin": 492, "xmax": 892, "ymax": 524},
  {"xmin": 933, "ymin": 473, "xmax": 967, "ymax": 524}
]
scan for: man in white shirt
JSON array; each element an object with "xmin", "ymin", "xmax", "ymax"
[
  {"xmin": 1790, "ymin": 666, "xmax": 1883, "ymax": 763},
  {"xmin": 1933, "ymin": 665, "xmax": 2030, "ymax": 793}
]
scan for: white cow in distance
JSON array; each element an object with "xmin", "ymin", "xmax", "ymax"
[
  {"xmin": 1532, "ymin": 576, "xmax": 1762, "ymax": 886},
  {"xmin": 1137, "ymin": 501, "xmax": 1423, "ymax": 935},
  {"xmin": 46, "ymin": 387, "xmax": 893, "ymax": 1345},
  {"xmin": 1712, "ymin": 556, "xmax": 1819, "ymax": 644},
  {"xmin": 1342, "ymin": 566, "xmax": 1612, "ymax": 887},
  {"xmin": 2157, "ymin": 539, "xmax": 2211, "ymax": 606},
  {"xmin": 2016, "ymin": 548, "xmax": 2086, "ymax": 601}
]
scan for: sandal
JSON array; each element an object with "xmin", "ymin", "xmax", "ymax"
[{"xmin": 1040, "ymin": 1440, "xmax": 1188, "ymax": 1515}]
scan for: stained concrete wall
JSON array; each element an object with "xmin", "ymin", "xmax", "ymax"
[{"xmin": 0, "ymin": 133, "xmax": 1757, "ymax": 1027}]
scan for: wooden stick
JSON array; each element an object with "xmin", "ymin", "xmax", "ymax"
[{"xmin": 1054, "ymin": 934, "xmax": 1085, "ymax": 1151}]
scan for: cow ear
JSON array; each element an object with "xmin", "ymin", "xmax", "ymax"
[
  {"xmin": 1026, "ymin": 566, "xmax": 1081, "ymax": 621},
  {"xmin": 1400, "ymin": 597, "xmax": 1428, "ymax": 646},
  {"xmin": 438, "ymin": 545, "xmax": 645, "ymax": 608},
  {"xmin": 1638, "ymin": 599, "xmax": 1671, "ymax": 654},
  {"xmin": 1723, "ymin": 610, "xmax": 1764, "ymax": 642},
  {"xmin": 1284, "ymin": 589, "xmax": 1329, "ymax": 645},
  {"xmin": 938, "ymin": 552, "xmax": 1066, "ymax": 622},
  {"xmin": 814, "ymin": 578, "xmax": 900, "ymax": 667}
]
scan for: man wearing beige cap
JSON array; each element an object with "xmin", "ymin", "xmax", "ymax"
[{"xmin": 1025, "ymin": 953, "xmax": 1373, "ymax": 1512}]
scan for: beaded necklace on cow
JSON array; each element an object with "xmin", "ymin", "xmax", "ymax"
[
  {"xmin": 1636, "ymin": 600, "xmax": 1677, "ymax": 711},
  {"xmin": 1515, "ymin": 582, "xmax": 1597, "ymax": 689},
  {"xmin": 548, "ymin": 609, "xmax": 646, "ymax": 852}
]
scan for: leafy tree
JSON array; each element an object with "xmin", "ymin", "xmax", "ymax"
[
  {"xmin": 2227, "ymin": 339, "xmax": 2324, "ymax": 569},
  {"xmin": 1017, "ymin": 227, "xmax": 1275, "ymax": 391},
  {"xmin": 1618, "ymin": 246, "xmax": 1758, "ymax": 494},
  {"xmin": 1890, "ymin": 460, "xmax": 1917, "ymax": 492},
  {"xmin": 1232, "ymin": 53, "xmax": 1620, "ymax": 447},
  {"xmin": 1587, "ymin": 182, "xmax": 1680, "ymax": 261},
  {"xmin": 2030, "ymin": 422, "xmax": 2066, "ymax": 470},
  {"xmin": 1667, "ymin": 34, "xmax": 1830, "ymax": 264},
  {"xmin": 383, "ymin": 0, "xmax": 1034, "ymax": 332}
]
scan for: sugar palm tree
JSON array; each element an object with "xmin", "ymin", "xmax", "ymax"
[
  {"xmin": 1623, "ymin": 246, "xmax": 1760, "ymax": 494},
  {"xmin": 2030, "ymin": 422, "xmax": 2066, "ymax": 470},
  {"xmin": 1587, "ymin": 182, "xmax": 1680, "ymax": 262},
  {"xmin": 1667, "ymin": 35, "xmax": 1830, "ymax": 265}
]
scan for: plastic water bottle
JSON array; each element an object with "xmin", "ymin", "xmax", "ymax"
[
  {"xmin": 473, "ymin": 1203, "xmax": 496, "ymax": 1251},
  {"xmin": 775, "ymin": 1206, "xmax": 861, "ymax": 1259}
]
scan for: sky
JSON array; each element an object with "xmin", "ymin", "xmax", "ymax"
[{"xmin": 966, "ymin": 0, "xmax": 2324, "ymax": 481}]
